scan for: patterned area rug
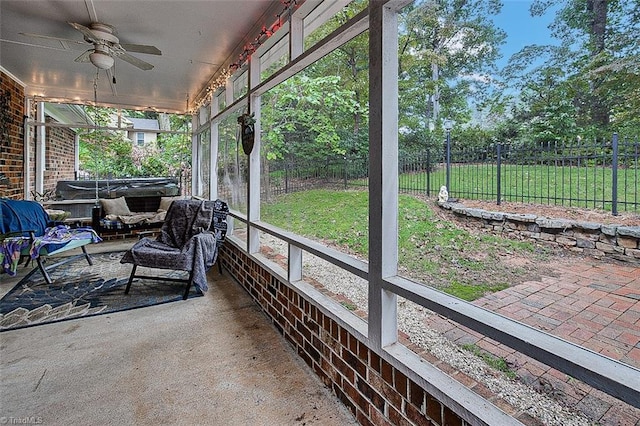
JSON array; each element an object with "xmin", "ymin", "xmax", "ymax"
[{"xmin": 0, "ymin": 251, "xmax": 202, "ymax": 331}]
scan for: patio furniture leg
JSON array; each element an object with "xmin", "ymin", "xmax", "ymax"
[
  {"xmin": 36, "ymin": 256, "xmax": 53, "ymax": 285},
  {"xmin": 182, "ymin": 255, "xmax": 199, "ymax": 300},
  {"xmin": 82, "ymin": 245, "xmax": 93, "ymax": 266},
  {"xmin": 183, "ymin": 269, "xmax": 196, "ymax": 300},
  {"xmin": 125, "ymin": 265, "xmax": 137, "ymax": 294}
]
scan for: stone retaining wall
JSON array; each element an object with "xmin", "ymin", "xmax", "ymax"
[{"xmin": 439, "ymin": 202, "xmax": 640, "ymax": 263}]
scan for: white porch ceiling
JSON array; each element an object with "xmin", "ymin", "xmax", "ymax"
[{"xmin": 0, "ymin": 0, "xmax": 283, "ymax": 113}]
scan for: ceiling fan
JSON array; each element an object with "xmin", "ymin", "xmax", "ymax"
[
  {"xmin": 68, "ymin": 22, "xmax": 161, "ymax": 71},
  {"xmin": 21, "ymin": 22, "xmax": 161, "ymax": 71}
]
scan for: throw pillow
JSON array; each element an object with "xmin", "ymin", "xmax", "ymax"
[
  {"xmin": 158, "ymin": 196, "xmax": 186, "ymax": 212},
  {"xmin": 100, "ymin": 196, "xmax": 132, "ymax": 216}
]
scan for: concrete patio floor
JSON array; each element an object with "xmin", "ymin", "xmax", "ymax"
[{"xmin": 0, "ymin": 240, "xmax": 357, "ymax": 426}]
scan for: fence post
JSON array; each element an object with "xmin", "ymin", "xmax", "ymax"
[
  {"xmin": 496, "ymin": 143, "xmax": 502, "ymax": 206},
  {"xmin": 612, "ymin": 133, "xmax": 618, "ymax": 216},
  {"xmin": 426, "ymin": 150, "xmax": 430, "ymax": 197},
  {"xmin": 285, "ymin": 161, "xmax": 289, "ymax": 194},
  {"xmin": 344, "ymin": 156, "xmax": 348, "ymax": 189}
]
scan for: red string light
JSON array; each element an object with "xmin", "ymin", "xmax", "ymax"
[
  {"xmin": 229, "ymin": 0, "xmax": 299, "ymax": 72},
  {"xmin": 194, "ymin": 0, "xmax": 300, "ymax": 111}
]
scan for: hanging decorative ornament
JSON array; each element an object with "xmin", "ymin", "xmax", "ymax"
[{"xmin": 237, "ymin": 112, "xmax": 256, "ymax": 155}]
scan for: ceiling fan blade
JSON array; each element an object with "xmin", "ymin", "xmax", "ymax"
[
  {"xmin": 74, "ymin": 50, "xmax": 92, "ymax": 63},
  {"xmin": 120, "ymin": 43, "xmax": 162, "ymax": 55},
  {"xmin": 68, "ymin": 22, "xmax": 98, "ymax": 43},
  {"xmin": 117, "ymin": 52, "xmax": 154, "ymax": 70},
  {"xmin": 1, "ymin": 38, "xmax": 69, "ymax": 51},
  {"xmin": 19, "ymin": 32, "xmax": 88, "ymax": 49}
]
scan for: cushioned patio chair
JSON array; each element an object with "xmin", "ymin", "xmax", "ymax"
[
  {"xmin": 120, "ymin": 198, "xmax": 228, "ymax": 300},
  {"xmin": 0, "ymin": 199, "xmax": 102, "ymax": 284}
]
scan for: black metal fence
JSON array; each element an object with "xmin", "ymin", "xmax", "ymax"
[{"xmin": 263, "ymin": 134, "xmax": 639, "ymax": 215}]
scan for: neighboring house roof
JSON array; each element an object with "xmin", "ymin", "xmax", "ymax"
[{"xmin": 129, "ymin": 118, "xmax": 160, "ymax": 131}]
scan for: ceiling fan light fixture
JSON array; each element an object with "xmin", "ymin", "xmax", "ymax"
[{"xmin": 89, "ymin": 51, "xmax": 114, "ymax": 69}]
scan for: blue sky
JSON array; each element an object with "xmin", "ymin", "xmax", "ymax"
[{"xmin": 492, "ymin": 1, "xmax": 560, "ymax": 69}]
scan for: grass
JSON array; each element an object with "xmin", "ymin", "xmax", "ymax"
[
  {"xmin": 261, "ymin": 188, "xmax": 547, "ymax": 300},
  {"xmin": 461, "ymin": 343, "xmax": 517, "ymax": 379},
  {"xmin": 444, "ymin": 281, "xmax": 510, "ymax": 302}
]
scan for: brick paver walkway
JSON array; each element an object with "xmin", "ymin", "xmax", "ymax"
[{"xmin": 424, "ymin": 258, "xmax": 640, "ymax": 425}]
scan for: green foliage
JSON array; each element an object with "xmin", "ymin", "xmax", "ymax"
[
  {"xmin": 261, "ymin": 73, "xmax": 367, "ymax": 161},
  {"xmin": 461, "ymin": 343, "xmax": 517, "ymax": 379},
  {"xmin": 443, "ymin": 281, "xmax": 510, "ymax": 301},
  {"xmin": 78, "ymin": 106, "xmax": 190, "ymax": 179}
]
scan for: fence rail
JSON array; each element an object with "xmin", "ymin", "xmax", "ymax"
[{"xmin": 262, "ymin": 134, "xmax": 639, "ymax": 215}]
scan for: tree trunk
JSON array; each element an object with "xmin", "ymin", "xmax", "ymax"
[{"xmin": 587, "ymin": 0, "xmax": 610, "ymax": 126}]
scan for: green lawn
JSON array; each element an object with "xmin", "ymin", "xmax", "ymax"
[{"xmin": 260, "ymin": 188, "xmax": 548, "ymax": 301}]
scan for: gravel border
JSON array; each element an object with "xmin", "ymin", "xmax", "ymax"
[{"xmin": 260, "ymin": 234, "xmax": 597, "ymax": 426}]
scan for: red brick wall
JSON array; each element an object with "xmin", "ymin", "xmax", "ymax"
[
  {"xmin": 219, "ymin": 243, "xmax": 469, "ymax": 426},
  {"xmin": 44, "ymin": 116, "xmax": 77, "ymax": 195},
  {"xmin": 0, "ymin": 74, "xmax": 78, "ymax": 200},
  {"xmin": 0, "ymin": 70, "xmax": 25, "ymax": 199}
]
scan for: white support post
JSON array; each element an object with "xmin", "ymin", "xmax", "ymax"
[
  {"xmin": 74, "ymin": 133, "xmax": 80, "ymax": 179},
  {"xmin": 210, "ymin": 101, "xmax": 218, "ymax": 200},
  {"xmin": 289, "ymin": 245, "xmax": 303, "ymax": 282},
  {"xmin": 191, "ymin": 114, "xmax": 198, "ymax": 197},
  {"xmin": 290, "ymin": 13, "xmax": 304, "ymax": 61},
  {"xmin": 23, "ymin": 99, "xmax": 31, "ymax": 199},
  {"xmin": 248, "ymin": 54, "xmax": 262, "ymax": 255},
  {"xmin": 368, "ymin": 1, "xmax": 399, "ymax": 350},
  {"xmin": 35, "ymin": 101, "xmax": 46, "ymax": 197}
]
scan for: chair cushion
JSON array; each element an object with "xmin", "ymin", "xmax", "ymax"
[
  {"xmin": 121, "ymin": 239, "xmax": 191, "ymax": 270},
  {"xmin": 100, "ymin": 196, "xmax": 132, "ymax": 216}
]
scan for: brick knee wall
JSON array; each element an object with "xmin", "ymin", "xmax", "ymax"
[{"xmin": 218, "ymin": 242, "xmax": 468, "ymax": 426}]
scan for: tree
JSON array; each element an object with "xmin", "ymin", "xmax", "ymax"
[
  {"xmin": 78, "ymin": 106, "xmax": 191, "ymax": 180},
  {"xmin": 504, "ymin": 0, "xmax": 640, "ymax": 138},
  {"xmin": 261, "ymin": 74, "xmax": 365, "ymax": 161},
  {"xmin": 303, "ymin": 2, "xmax": 370, "ymax": 149},
  {"xmin": 397, "ymin": 0, "xmax": 505, "ymax": 152},
  {"xmin": 78, "ymin": 106, "xmax": 136, "ymax": 178}
]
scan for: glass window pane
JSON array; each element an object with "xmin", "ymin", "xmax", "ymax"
[
  {"xmin": 260, "ymin": 34, "xmax": 289, "ymax": 82},
  {"xmin": 233, "ymin": 72, "xmax": 248, "ymax": 101},
  {"xmin": 197, "ymin": 128, "xmax": 210, "ymax": 198},
  {"xmin": 260, "ymin": 32, "xmax": 369, "ymax": 258},
  {"xmin": 217, "ymin": 106, "xmax": 248, "ymax": 214},
  {"xmin": 304, "ymin": 0, "xmax": 368, "ymax": 50}
]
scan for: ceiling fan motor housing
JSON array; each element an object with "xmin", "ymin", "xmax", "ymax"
[{"xmin": 88, "ymin": 23, "xmax": 119, "ymax": 44}]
